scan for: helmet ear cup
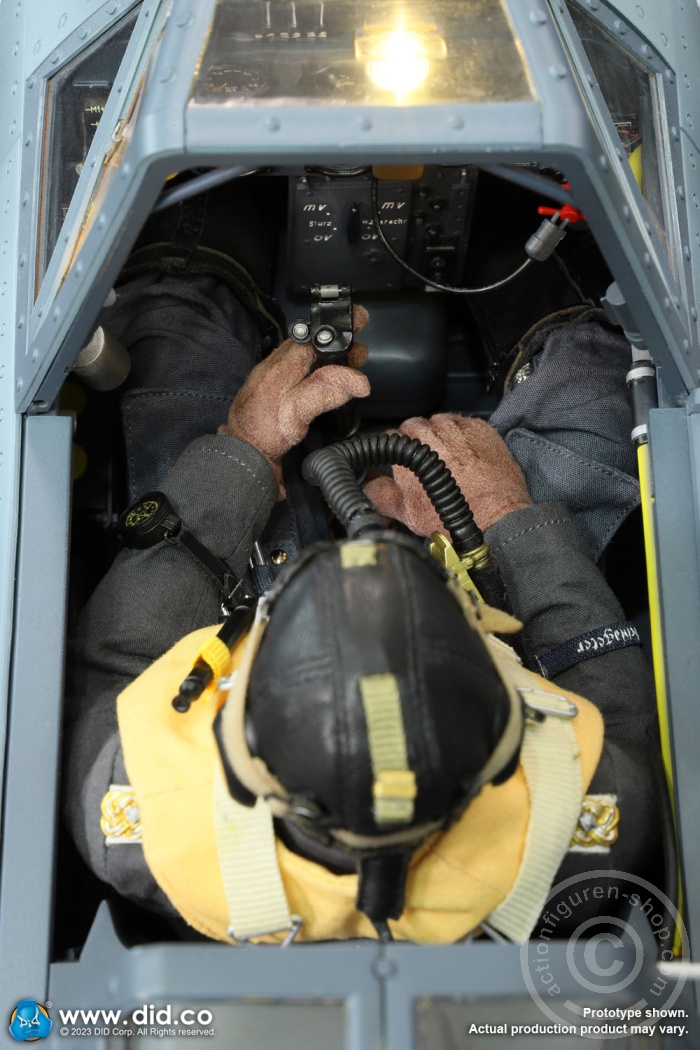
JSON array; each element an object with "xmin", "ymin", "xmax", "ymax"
[{"xmin": 213, "ymin": 710, "xmax": 256, "ymax": 808}]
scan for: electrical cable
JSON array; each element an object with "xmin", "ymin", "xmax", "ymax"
[
  {"xmin": 370, "ymin": 177, "xmax": 533, "ymax": 294},
  {"xmin": 153, "ymin": 165, "xmax": 263, "ymax": 213}
]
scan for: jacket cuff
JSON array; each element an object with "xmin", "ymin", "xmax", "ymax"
[{"xmin": 159, "ymin": 434, "xmax": 278, "ymax": 577}]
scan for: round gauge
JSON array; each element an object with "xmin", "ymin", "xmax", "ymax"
[
  {"xmin": 300, "ymin": 65, "xmax": 361, "ymax": 98},
  {"xmin": 203, "ymin": 65, "xmax": 270, "ymax": 100}
]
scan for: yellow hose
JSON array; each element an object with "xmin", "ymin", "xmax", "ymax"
[{"xmin": 637, "ymin": 441, "xmax": 682, "ymax": 954}]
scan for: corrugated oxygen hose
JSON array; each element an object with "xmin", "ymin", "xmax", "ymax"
[{"xmin": 302, "ymin": 433, "xmax": 510, "ymax": 611}]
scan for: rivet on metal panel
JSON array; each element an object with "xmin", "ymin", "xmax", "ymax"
[
  {"xmin": 33, "ymin": 39, "xmax": 41, "ymax": 54},
  {"xmin": 11, "ymin": 81, "xmax": 17, "ymax": 95},
  {"xmin": 661, "ymin": 37, "xmax": 670, "ymax": 51},
  {"xmin": 21, "ymin": 192, "xmax": 27, "ymax": 206},
  {"xmin": 58, "ymin": 12, "xmax": 67, "ymax": 27},
  {"xmin": 598, "ymin": 155, "xmax": 608, "ymax": 171},
  {"xmin": 690, "ymin": 153, "xmax": 696, "ymax": 169},
  {"xmin": 176, "ymin": 14, "xmax": 193, "ymax": 27},
  {"xmin": 684, "ymin": 75, "xmax": 691, "ymax": 90},
  {"xmin": 678, "ymin": 186, "xmax": 686, "ymax": 201},
  {"xmin": 664, "ymin": 297, "xmax": 671, "ymax": 312},
  {"xmin": 529, "ymin": 9, "xmax": 547, "ymax": 25},
  {"xmin": 19, "ymin": 253, "xmax": 24, "ymax": 267},
  {"xmin": 50, "ymin": 52, "xmax": 61, "ymax": 65},
  {"xmin": 681, "ymin": 34, "xmax": 688, "ymax": 49},
  {"xmin": 27, "ymin": 74, "xmax": 35, "ymax": 88},
  {"xmin": 78, "ymin": 24, "xmax": 90, "ymax": 39},
  {"xmin": 644, "ymin": 220, "xmax": 652, "ymax": 233},
  {"xmin": 14, "ymin": 3, "xmax": 20, "ymax": 16},
  {"xmin": 673, "ymin": 297, "xmax": 681, "ymax": 310},
  {"xmin": 31, "ymin": 348, "xmax": 38, "ymax": 362},
  {"xmin": 636, "ymin": 4, "xmax": 645, "ymax": 17},
  {"xmin": 643, "ymin": 252, "xmax": 652, "ymax": 268},
  {"xmin": 12, "ymin": 40, "xmax": 18, "ymax": 54},
  {"xmin": 9, "ymin": 121, "xmax": 15, "ymax": 135},
  {"xmin": 264, "ymin": 117, "xmax": 280, "ymax": 132},
  {"xmin": 16, "ymin": 378, "xmax": 22, "ymax": 392},
  {"xmin": 671, "ymin": 126, "xmax": 679, "ymax": 141},
  {"xmin": 1, "ymin": 283, "xmax": 6, "ymax": 296},
  {"xmin": 2, "ymin": 242, "xmax": 7, "ymax": 255},
  {"xmin": 622, "ymin": 204, "xmax": 631, "ymax": 220},
  {"xmin": 372, "ymin": 957, "xmax": 398, "ymax": 980},
  {"xmin": 24, "ymin": 134, "xmax": 31, "ymax": 147},
  {"xmin": 688, "ymin": 114, "xmax": 695, "ymax": 130},
  {"xmin": 158, "ymin": 68, "xmax": 177, "ymax": 83},
  {"xmin": 586, "ymin": 0, "xmax": 599, "ymax": 9},
  {"xmin": 4, "ymin": 160, "xmax": 10, "ymax": 174},
  {"xmin": 613, "ymin": 19, "xmax": 627, "ymax": 35},
  {"xmin": 356, "ymin": 115, "xmax": 372, "ymax": 131},
  {"xmin": 683, "ymin": 340, "xmax": 690, "ymax": 353},
  {"xmin": 691, "ymin": 307, "xmax": 697, "ymax": 322},
  {"xmin": 106, "ymin": 1, "xmax": 118, "ymax": 13},
  {"xmin": 0, "ymin": 324, "xmax": 5, "ymax": 337},
  {"xmin": 447, "ymin": 114, "xmax": 463, "ymax": 130},
  {"xmin": 97, "ymin": 215, "xmax": 106, "ymax": 229},
  {"xmin": 53, "ymin": 306, "xmax": 60, "ymax": 321},
  {"xmin": 548, "ymin": 64, "xmax": 567, "ymax": 79},
  {"xmin": 685, "ymin": 246, "xmax": 692, "ymax": 261},
  {"xmin": 641, "ymin": 44, "xmax": 650, "ymax": 56},
  {"xmin": 75, "ymin": 261, "xmax": 83, "ymax": 276},
  {"xmin": 693, "ymin": 194, "xmax": 699, "ymax": 209}
]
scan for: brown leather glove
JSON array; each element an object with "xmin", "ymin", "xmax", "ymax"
[
  {"xmin": 363, "ymin": 414, "xmax": 533, "ymax": 534},
  {"xmin": 219, "ymin": 305, "xmax": 370, "ymax": 492}
]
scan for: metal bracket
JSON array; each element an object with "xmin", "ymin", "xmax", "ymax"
[{"xmin": 289, "ymin": 284, "xmax": 354, "ymax": 363}]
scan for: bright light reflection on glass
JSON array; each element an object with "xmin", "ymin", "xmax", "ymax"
[{"xmin": 356, "ymin": 25, "xmax": 446, "ymax": 98}]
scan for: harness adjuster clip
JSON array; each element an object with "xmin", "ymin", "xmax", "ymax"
[
  {"xmin": 518, "ymin": 687, "xmax": 578, "ymax": 722},
  {"xmin": 227, "ymin": 914, "xmax": 304, "ymax": 948}
]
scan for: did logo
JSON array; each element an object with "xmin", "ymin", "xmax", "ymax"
[{"xmin": 8, "ymin": 1000, "xmax": 53, "ymax": 1042}]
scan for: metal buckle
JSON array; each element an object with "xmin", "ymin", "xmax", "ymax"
[
  {"xmin": 518, "ymin": 687, "xmax": 578, "ymax": 722},
  {"xmin": 227, "ymin": 915, "xmax": 304, "ymax": 948}
]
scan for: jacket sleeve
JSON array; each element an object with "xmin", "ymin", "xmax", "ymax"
[
  {"xmin": 484, "ymin": 501, "xmax": 658, "ymax": 750},
  {"xmin": 63, "ymin": 433, "xmax": 278, "ymax": 901}
]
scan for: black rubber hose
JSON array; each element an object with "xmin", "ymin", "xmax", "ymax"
[
  {"xmin": 304, "ymin": 433, "xmax": 484, "ymax": 553},
  {"xmin": 302, "ymin": 435, "xmax": 514, "ymax": 612}
]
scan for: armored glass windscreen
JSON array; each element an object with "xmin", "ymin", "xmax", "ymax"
[
  {"xmin": 190, "ymin": 0, "xmax": 535, "ymax": 107},
  {"xmin": 40, "ymin": 7, "xmax": 141, "ymax": 285},
  {"xmin": 566, "ymin": 4, "xmax": 669, "ymax": 259}
]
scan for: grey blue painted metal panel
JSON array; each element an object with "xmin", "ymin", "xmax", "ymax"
[
  {"xmin": 0, "ymin": 415, "xmax": 72, "ymax": 1043},
  {"xmin": 50, "ymin": 902, "xmax": 382, "ymax": 1050}
]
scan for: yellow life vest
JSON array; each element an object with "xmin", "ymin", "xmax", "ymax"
[{"xmin": 115, "ymin": 623, "xmax": 604, "ymax": 944}]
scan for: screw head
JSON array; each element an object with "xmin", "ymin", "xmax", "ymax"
[
  {"xmin": 290, "ymin": 321, "xmax": 310, "ymax": 341},
  {"xmin": 270, "ymin": 549, "xmax": 287, "ymax": 565},
  {"xmin": 314, "ymin": 327, "xmax": 334, "ymax": 346}
]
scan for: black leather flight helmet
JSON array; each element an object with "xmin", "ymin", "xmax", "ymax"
[{"xmin": 215, "ymin": 433, "xmax": 525, "ymax": 936}]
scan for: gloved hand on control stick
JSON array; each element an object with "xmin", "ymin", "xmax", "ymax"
[{"xmin": 219, "ymin": 306, "xmax": 370, "ymax": 494}]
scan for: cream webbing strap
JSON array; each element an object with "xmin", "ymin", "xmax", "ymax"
[
  {"xmin": 487, "ymin": 692, "xmax": 582, "ymax": 942},
  {"xmin": 360, "ymin": 674, "xmax": 416, "ymax": 825},
  {"xmin": 213, "ymin": 767, "xmax": 294, "ymax": 941}
]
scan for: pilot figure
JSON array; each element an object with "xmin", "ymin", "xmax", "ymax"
[{"xmin": 64, "ymin": 181, "xmax": 663, "ymax": 943}]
